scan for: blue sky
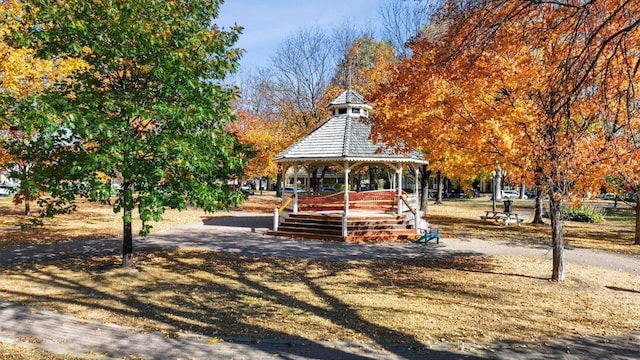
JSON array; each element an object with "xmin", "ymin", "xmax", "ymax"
[{"xmin": 216, "ymin": 0, "xmax": 383, "ymax": 71}]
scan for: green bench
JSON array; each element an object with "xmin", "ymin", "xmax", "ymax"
[{"xmin": 414, "ymin": 228, "xmax": 440, "ymax": 244}]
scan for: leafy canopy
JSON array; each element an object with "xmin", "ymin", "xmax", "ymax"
[{"xmin": 6, "ymin": 0, "xmax": 248, "ymax": 236}]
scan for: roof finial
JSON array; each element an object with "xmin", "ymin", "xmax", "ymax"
[
  {"xmin": 347, "ymin": 62, "xmax": 352, "ymax": 91},
  {"xmin": 346, "ymin": 52, "xmax": 354, "ymax": 103}
]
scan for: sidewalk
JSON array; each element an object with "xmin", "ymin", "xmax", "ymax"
[
  {"xmin": 1, "ymin": 300, "xmax": 639, "ymax": 359},
  {"xmin": 1, "ymin": 211, "xmax": 639, "ymax": 359}
]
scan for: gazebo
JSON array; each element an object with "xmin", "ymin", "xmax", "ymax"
[{"xmin": 269, "ymin": 89, "xmax": 428, "ymax": 241}]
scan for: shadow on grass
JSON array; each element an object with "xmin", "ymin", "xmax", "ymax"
[
  {"xmin": 606, "ymin": 286, "xmax": 640, "ymax": 294},
  {"xmin": 4, "ymin": 247, "xmax": 639, "ymax": 358},
  {"xmin": 0, "ymin": 251, "xmax": 504, "ymax": 359}
]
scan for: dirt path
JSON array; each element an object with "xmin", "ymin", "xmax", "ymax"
[{"xmin": 1, "ymin": 211, "xmax": 638, "ymax": 274}]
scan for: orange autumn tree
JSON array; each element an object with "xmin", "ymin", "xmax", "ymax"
[
  {"xmin": 228, "ymin": 109, "xmax": 283, "ymax": 180},
  {"xmin": 371, "ymin": 0, "xmax": 639, "ymax": 281},
  {"xmin": 1, "ymin": 0, "xmax": 89, "ymax": 214},
  {"xmin": 606, "ymin": 41, "xmax": 640, "ymax": 245},
  {"xmin": 331, "ymin": 35, "xmax": 397, "ymax": 98}
]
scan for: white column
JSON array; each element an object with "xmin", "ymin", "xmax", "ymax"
[
  {"xmin": 273, "ymin": 207, "xmax": 279, "ymax": 231},
  {"xmin": 293, "ymin": 163, "xmax": 299, "ymax": 213},
  {"xmin": 343, "ymin": 163, "xmax": 351, "ymax": 237},
  {"xmin": 344, "ymin": 163, "xmax": 351, "ymax": 215},
  {"xmin": 396, "ymin": 165, "xmax": 403, "ymax": 215},
  {"xmin": 413, "ymin": 165, "xmax": 420, "ymax": 234}
]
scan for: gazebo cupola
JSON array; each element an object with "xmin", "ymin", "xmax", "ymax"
[{"xmin": 329, "ymin": 89, "xmax": 372, "ymax": 118}]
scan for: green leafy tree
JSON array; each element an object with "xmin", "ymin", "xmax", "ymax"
[{"xmin": 8, "ymin": 0, "xmax": 247, "ymax": 267}]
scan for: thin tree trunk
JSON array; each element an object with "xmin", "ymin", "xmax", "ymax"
[
  {"xmin": 24, "ymin": 199, "xmax": 30, "ymax": 216},
  {"xmin": 495, "ymin": 167, "xmax": 502, "ymax": 200},
  {"xmin": 532, "ymin": 191, "xmax": 545, "ymax": 224},
  {"xmin": 420, "ymin": 166, "xmax": 431, "ymax": 213},
  {"xmin": 435, "ymin": 171, "xmax": 443, "ymax": 204},
  {"xmin": 369, "ymin": 167, "xmax": 376, "ymax": 190},
  {"xmin": 122, "ymin": 180, "xmax": 134, "ymax": 268},
  {"xmin": 276, "ymin": 171, "xmax": 283, "ymax": 197},
  {"xmin": 549, "ymin": 191, "xmax": 565, "ymax": 281},
  {"xmin": 635, "ymin": 193, "xmax": 640, "ymax": 245},
  {"xmin": 532, "ymin": 168, "xmax": 545, "ymax": 224}
]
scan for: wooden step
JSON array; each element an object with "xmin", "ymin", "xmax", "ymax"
[
  {"xmin": 285, "ymin": 213, "xmax": 406, "ymax": 221},
  {"xmin": 266, "ymin": 230, "xmax": 420, "ymax": 242},
  {"xmin": 280, "ymin": 220, "xmax": 412, "ymax": 230},
  {"xmin": 271, "ymin": 211, "xmax": 418, "ymax": 242}
]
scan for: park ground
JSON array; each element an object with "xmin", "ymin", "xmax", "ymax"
[{"xmin": 0, "ymin": 192, "xmax": 639, "ymax": 359}]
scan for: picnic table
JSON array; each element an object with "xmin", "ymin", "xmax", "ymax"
[{"xmin": 480, "ymin": 211, "xmax": 523, "ymax": 225}]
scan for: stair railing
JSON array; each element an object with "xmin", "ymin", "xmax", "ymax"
[
  {"xmin": 400, "ymin": 194, "xmax": 422, "ymax": 234},
  {"xmin": 273, "ymin": 195, "xmax": 295, "ymax": 231}
]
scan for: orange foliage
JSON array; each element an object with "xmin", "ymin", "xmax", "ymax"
[
  {"xmin": 371, "ymin": 0, "xmax": 640, "ymax": 278},
  {"xmin": 371, "ymin": 0, "xmax": 639, "ymax": 194},
  {"xmin": 1, "ymin": 1, "xmax": 89, "ymax": 168},
  {"xmin": 229, "ymin": 110, "xmax": 283, "ymax": 179}
]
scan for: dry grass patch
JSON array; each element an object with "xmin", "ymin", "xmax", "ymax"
[
  {"xmin": 0, "ymin": 193, "xmax": 281, "ymax": 247},
  {"xmin": 426, "ymin": 199, "xmax": 640, "ymax": 255},
  {"xmin": 0, "ymin": 250, "xmax": 638, "ymax": 344},
  {"xmin": 2, "ymin": 193, "xmax": 639, "ymax": 256}
]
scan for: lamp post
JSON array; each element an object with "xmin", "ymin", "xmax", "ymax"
[{"xmin": 491, "ymin": 170, "xmax": 496, "ymax": 213}]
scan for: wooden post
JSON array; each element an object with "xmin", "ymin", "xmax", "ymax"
[
  {"xmin": 342, "ymin": 212, "xmax": 348, "ymax": 238},
  {"xmin": 273, "ymin": 207, "xmax": 279, "ymax": 231}
]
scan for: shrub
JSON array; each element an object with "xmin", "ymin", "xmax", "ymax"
[{"xmin": 543, "ymin": 205, "xmax": 604, "ymax": 223}]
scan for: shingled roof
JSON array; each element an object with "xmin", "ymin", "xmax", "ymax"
[
  {"xmin": 328, "ymin": 89, "xmax": 371, "ymax": 107},
  {"xmin": 273, "ymin": 90, "xmax": 427, "ymax": 165}
]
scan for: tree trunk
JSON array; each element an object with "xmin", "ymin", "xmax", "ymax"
[
  {"xmin": 519, "ymin": 184, "xmax": 525, "ymax": 199},
  {"xmin": 549, "ymin": 192, "xmax": 565, "ymax": 281},
  {"xmin": 495, "ymin": 167, "xmax": 502, "ymax": 200},
  {"xmin": 369, "ymin": 167, "xmax": 376, "ymax": 190},
  {"xmin": 435, "ymin": 171, "xmax": 443, "ymax": 204},
  {"xmin": 532, "ymin": 166, "xmax": 545, "ymax": 224},
  {"xmin": 122, "ymin": 181, "xmax": 134, "ymax": 268},
  {"xmin": 420, "ymin": 166, "xmax": 431, "ymax": 213},
  {"xmin": 276, "ymin": 171, "xmax": 283, "ymax": 197},
  {"xmin": 532, "ymin": 190, "xmax": 545, "ymax": 224},
  {"xmin": 309, "ymin": 167, "xmax": 319, "ymax": 192},
  {"xmin": 24, "ymin": 199, "xmax": 30, "ymax": 216},
  {"xmin": 635, "ymin": 193, "xmax": 640, "ymax": 245}
]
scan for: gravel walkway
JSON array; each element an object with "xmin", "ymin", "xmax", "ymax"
[{"xmin": 0, "ymin": 210, "xmax": 639, "ymax": 359}]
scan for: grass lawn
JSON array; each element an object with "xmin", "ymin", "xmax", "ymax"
[
  {"xmin": 0, "ymin": 193, "xmax": 639, "ymax": 358},
  {"xmin": 424, "ymin": 197, "xmax": 640, "ymax": 255}
]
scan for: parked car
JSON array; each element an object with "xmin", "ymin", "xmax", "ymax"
[
  {"xmin": 319, "ymin": 186, "xmax": 338, "ymax": 193},
  {"xmin": 501, "ymin": 190, "xmax": 527, "ymax": 199},
  {"xmin": 240, "ymin": 188, "xmax": 255, "ymax": 195},
  {"xmin": 283, "ymin": 187, "xmax": 305, "ymax": 193},
  {"xmin": 447, "ymin": 188, "xmax": 479, "ymax": 199},
  {"xmin": 0, "ymin": 184, "xmax": 17, "ymax": 196}
]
